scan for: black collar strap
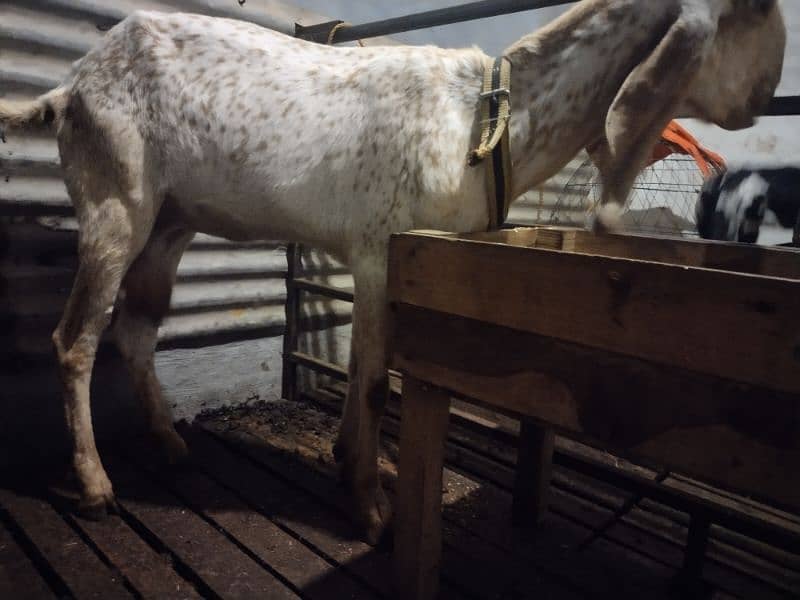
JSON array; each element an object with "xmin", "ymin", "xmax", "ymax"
[{"xmin": 468, "ymin": 56, "xmax": 512, "ymax": 230}]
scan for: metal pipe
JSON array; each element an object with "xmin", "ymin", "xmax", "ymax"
[
  {"xmin": 281, "ymin": 243, "xmax": 303, "ymax": 403},
  {"xmin": 332, "ymin": 0, "xmax": 573, "ymax": 43},
  {"xmin": 765, "ymin": 96, "xmax": 800, "ymax": 117},
  {"xmin": 288, "ymin": 351, "xmax": 348, "ymax": 381},
  {"xmin": 293, "ymin": 278, "xmax": 354, "ymax": 303}
]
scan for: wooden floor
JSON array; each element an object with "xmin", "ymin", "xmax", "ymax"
[{"xmin": 1, "ymin": 397, "xmax": 799, "ymax": 600}]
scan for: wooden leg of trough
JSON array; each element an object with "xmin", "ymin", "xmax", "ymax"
[
  {"xmin": 394, "ymin": 376, "xmax": 451, "ymax": 600},
  {"xmin": 793, "ymin": 215, "xmax": 800, "ymax": 247},
  {"xmin": 673, "ymin": 514, "xmax": 711, "ymax": 598},
  {"xmin": 512, "ymin": 418, "xmax": 555, "ymax": 529}
]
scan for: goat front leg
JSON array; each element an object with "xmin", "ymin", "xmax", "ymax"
[{"xmin": 335, "ymin": 257, "xmax": 393, "ymax": 545}]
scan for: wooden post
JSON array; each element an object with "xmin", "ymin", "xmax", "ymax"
[
  {"xmin": 394, "ymin": 376, "xmax": 451, "ymax": 600},
  {"xmin": 281, "ymin": 243, "xmax": 303, "ymax": 402},
  {"xmin": 512, "ymin": 418, "xmax": 554, "ymax": 528},
  {"xmin": 674, "ymin": 515, "xmax": 711, "ymax": 598}
]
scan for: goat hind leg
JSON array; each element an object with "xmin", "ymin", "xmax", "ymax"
[
  {"xmin": 112, "ymin": 224, "xmax": 195, "ymax": 464},
  {"xmin": 53, "ymin": 200, "xmax": 148, "ymax": 518}
]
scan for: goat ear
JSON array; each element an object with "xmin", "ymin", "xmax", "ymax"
[{"xmin": 601, "ymin": 12, "xmax": 716, "ymax": 206}]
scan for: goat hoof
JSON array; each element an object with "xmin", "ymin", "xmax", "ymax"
[{"xmin": 77, "ymin": 494, "xmax": 119, "ymax": 521}]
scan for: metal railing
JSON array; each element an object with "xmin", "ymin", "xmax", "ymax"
[{"xmin": 281, "ymin": 0, "xmax": 800, "ymax": 590}]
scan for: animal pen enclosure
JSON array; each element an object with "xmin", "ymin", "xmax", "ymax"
[{"xmin": 2, "ymin": 0, "xmax": 800, "ymax": 599}]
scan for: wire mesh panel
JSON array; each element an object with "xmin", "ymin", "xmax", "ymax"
[{"xmin": 552, "ymin": 155, "xmax": 711, "ymax": 237}]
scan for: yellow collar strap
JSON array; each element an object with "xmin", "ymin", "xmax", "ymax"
[{"xmin": 469, "ymin": 56, "xmax": 512, "ymax": 230}]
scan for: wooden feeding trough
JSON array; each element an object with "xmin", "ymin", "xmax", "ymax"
[{"xmin": 387, "ymin": 227, "xmax": 800, "ymax": 600}]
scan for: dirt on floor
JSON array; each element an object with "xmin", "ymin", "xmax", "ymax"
[{"xmin": 195, "ymin": 397, "xmax": 479, "ymax": 511}]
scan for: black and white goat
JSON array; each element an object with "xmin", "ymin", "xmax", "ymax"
[{"xmin": 696, "ymin": 167, "xmax": 800, "ymax": 244}]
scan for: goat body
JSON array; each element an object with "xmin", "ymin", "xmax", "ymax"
[{"xmin": 0, "ymin": 0, "xmax": 785, "ymax": 543}]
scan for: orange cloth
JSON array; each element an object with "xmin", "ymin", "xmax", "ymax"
[{"xmin": 648, "ymin": 121, "xmax": 725, "ymax": 176}]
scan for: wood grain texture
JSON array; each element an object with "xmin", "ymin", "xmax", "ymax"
[
  {"xmin": 0, "ymin": 488, "xmax": 133, "ymax": 599},
  {"xmin": 69, "ymin": 513, "xmax": 201, "ymax": 600},
  {"xmin": 187, "ymin": 425, "xmax": 394, "ymax": 598},
  {"xmin": 394, "ymin": 376, "xmax": 451, "ymax": 600},
  {"xmin": 111, "ymin": 466, "xmax": 299, "ymax": 600},
  {"xmin": 461, "ymin": 227, "xmax": 800, "ymax": 280},
  {"xmin": 0, "ymin": 519, "xmax": 56, "ymax": 600},
  {"xmin": 392, "ymin": 304, "xmax": 800, "ymax": 511},
  {"xmin": 389, "ymin": 230, "xmax": 800, "ymax": 393}
]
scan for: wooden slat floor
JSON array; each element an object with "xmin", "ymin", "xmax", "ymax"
[{"xmin": 1, "ymin": 396, "xmax": 798, "ymax": 599}]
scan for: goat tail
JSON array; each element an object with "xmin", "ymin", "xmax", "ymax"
[{"xmin": 0, "ymin": 87, "xmax": 69, "ymax": 135}]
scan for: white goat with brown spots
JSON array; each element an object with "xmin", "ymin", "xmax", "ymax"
[{"xmin": 0, "ymin": 0, "xmax": 785, "ymax": 544}]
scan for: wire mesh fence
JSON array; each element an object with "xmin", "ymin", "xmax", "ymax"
[{"xmin": 550, "ymin": 155, "xmax": 711, "ymax": 237}]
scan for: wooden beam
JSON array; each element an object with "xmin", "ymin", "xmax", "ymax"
[
  {"xmin": 388, "ymin": 231, "xmax": 800, "ymax": 393},
  {"xmin": 512, "ymin": 420, "xmax": 555, "ymax": 529},
  {"xmin": 460, "ymin": 228, "xmax": 800, "ymax": 280},
  {"xmin": 281, "ymin": 243, "xmax": 302, "ymax": 402},
  {"xmin": 391, "ymin": 304, "xmax": 800, "ymax": 512},
  {"xmin": 393, "ymin": 376, "xmax": 451, "ymax": 600}
]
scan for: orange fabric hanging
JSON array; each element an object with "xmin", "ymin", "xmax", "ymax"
[{"xmin": 648, "ymin": 121, "xmax": 725, "ymax": 176}]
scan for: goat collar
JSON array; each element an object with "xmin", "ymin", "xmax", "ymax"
[{"xmin": 469, "ymin": 56, "xmax": 512, "ymax": 230}]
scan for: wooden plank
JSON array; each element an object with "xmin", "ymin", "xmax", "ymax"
[
  {"xmin": 184, "ymin": 425, "xmax": 394, "ymax": 598},
  {"xmin": 109, "ymin": 464, "xmax": 300, "ymax": 600},
  {"xmin": 126, "ymin": 441, "xmax": 381, "ymax": 600},
  {"xmin": 301, "ymin": 389, "xmax": 608, "ymax": 595},
  {"xmin": 512, "ymin": 420, "xmax": 555, "ymax": 529},
  {"xmin": 315, "ymin": 384, "xmax": 800, "ymax": 597},
  {"xmin": 388, "ymin": 232, "xmax": 800, "ymax": 393},
  {"xmin": 199, "ymin": 409, "xmax": 581, "ymax": 599},
  {"xmin": 320, "ymin": 381, "xmax": 800, "ymax": 590},
  {"xmin": 392, "ymin": 304, "xmax": 800, "ymax": 512},
  {"xmin": 438, "ymin": 456, "xmax": 680, "ymax": 598},
  {"xmin": 0, "ymin": 488, "xmax": 133, "ymax": 599},
  {"xmin": 66, "ymin": 512, "xmax": 201, "ymax": 600},
  {"xmin": 205, "ymin": 397, "xmax": 750, "ymax": 599},
  {"xmin": 439, "ymin": 526, "xmax": 583, "ymax": 600},
  {"xmin": 619, "ymin": 506, "xmax": 797, "ymax": 600},
  {"xmin": 282, "ymin": 243, "xmax": 302, "ymax": 402},
  {"xmin": 394, "ymin": 376, "xmax": 451, "ymax": 600},
  {"xmin": 399, "ymin": 392, "xmax": 800, "ymax": 598},
  {"xmin": 0, "ymin": 519, "xmax": 56, "ymax": 600},
  {"xmin": 196, "ymin": 419, "xmax": 481, "ymax": 600},
  {"xmin": 666, "ymin": 474, "xmax": 800, "ymax": 533},
  {"xmin": 463, "ymin": 227, "xmax": 800, "ymax": 280},
  {"xmin": 568, "ymin": 230, "xmax": 800, "ymax": 280},
  {"xmin": 209, "ymin": 394, "xmax": 784, "ymax": 599}
]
